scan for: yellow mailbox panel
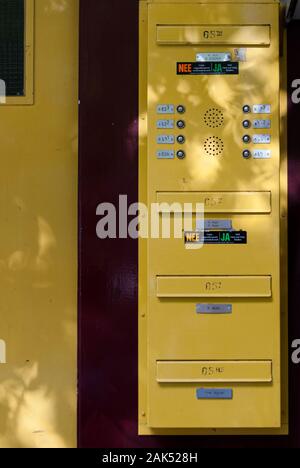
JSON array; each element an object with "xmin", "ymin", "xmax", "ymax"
[{"xmin": 139, "ymin": 0, "xmax": 287, "ymax": 435}]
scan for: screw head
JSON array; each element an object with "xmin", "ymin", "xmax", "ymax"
[
  {"xmin": 243, "ymin": 150, "xmax": 251, "ymax": 159},
  {"xmin": 243, "ymin": 120, "xmax": 251, "ymax": 129},
  {"xmin": 177, "ymin": 120, "xmax": 185, "ymax": 129},
  {"xmin": 177, "ymin": 105, "xmax": 186, "ymax": 114},
  {"xmin": 177, "ymin": 150, "xmax": 186, "ymax": 159},
  {"xmin": 177, "ymin": 135, "xmax": 185, "ymax": 144},
  {"xmin": 243, "ymin": 105, "xmax": 251, "ymax": 113}
]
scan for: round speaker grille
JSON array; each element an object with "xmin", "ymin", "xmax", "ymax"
[
  {"xmin": 204, "ymin": 108, "xmax": 224, "ymax": 128},
  {"xmin": 204, "ymin": 136, "xmax": 224, "ymax": 156}
]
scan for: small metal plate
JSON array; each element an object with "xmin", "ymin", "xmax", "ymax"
[
  {"xmin": 157, "ymin": 150, "xmax": 175, "ymax": 159},
  {"xmin": 157, "ymin": 104, "xmax": 175, "ymax": 114},
  {"xmin": 196, "ymin": 388, "xmax": 233, "ymax": 400},
  {"xmin": 199, "ymin": 219, "xmax": 233, "ymax": 231},
  {"xmin": 253, "ymin": 104, "xmax": 271, "ymax": 114},
  {"xmin": 253, "ymin": 119, "xmax": 271, "ymax": 129},
  {"xmin": 0, "ymin": 339, "xmax": 6, "ymax": 364},
  {"xmin": 157, "ymin": 135, "xmax": 175, "ymax": 144},
  {"xmin": 253, "ymin": 150, "xmax": 272, "ymax": 159},
  {"xmin": 197, "ymin": 304, "xmax": 232, "ymax": 314},
  {"xmin": 157, "ymin": 119, "xmax": 174, "ymax": 129},
  {"xmin": 196, "ymin": 52, "xmax": 231, "ymax": 62},
  {"xmin": 252, "ymin": 134, "xmax": 271, "ymax": 144}
]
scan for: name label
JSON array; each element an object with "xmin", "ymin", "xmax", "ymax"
[
  {"xmin": 196, "ymin": 388, "xmax": 233, "ymax": 400},
  {"xmin": 157, "ymin": 119, "xmax": 174, "ymax": 129}
]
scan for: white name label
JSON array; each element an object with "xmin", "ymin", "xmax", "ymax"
[
  {"xmin": 157, "ymin": 150, "xmax": 175, "ymax": 159},
  {"xmin": 157, "ymin": 105, "xmax": 175, "ymax": 114},
  {"xmin": 0, "ymin": 340, "xmax": 6, "ymax": 364},
  {"xmin": 157, "ymin": 119, "xmax": 174, "ymax": 129},
  {"xmin": 253, "ymin": 104, "xmax": 271, "ymax": 114},
  {"xmin": 252, "ymin": 134, "xmax": 271, "ymax": 144},
  {"xmin": 196, "ymin": 52, "xmax": 231, "ymax": 62},
  {"xmin": 253, "ymin": 150, "xmax": 272, "ymax": 159},
  {"xmin": 157, "ymin": 135, "xmax": 175, "ymax": 144},
  {"xmin": 253, "ymin": 119, "xmax": 271, "ymax": 129}
]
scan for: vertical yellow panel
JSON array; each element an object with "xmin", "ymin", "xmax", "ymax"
[
  {"xmin": 139, "ymin": 0, "xmax": 288, "ymax": 435},
  {"xmin": 0, "ymin": 0, "xmax": 78, "ymax": 448}
]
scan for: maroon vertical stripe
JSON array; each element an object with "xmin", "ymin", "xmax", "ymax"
[
  {"xmin": 287, "ymin": 21, "xmax": 300, "ymax": 446},
  {"xmin": 78, "ymin": 0, "xmax": 139, "ymax": 448}
]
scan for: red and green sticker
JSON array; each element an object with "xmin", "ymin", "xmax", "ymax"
[{"xmin": 177, "ymin": 62, "xmax": 239, "ymax": 75}]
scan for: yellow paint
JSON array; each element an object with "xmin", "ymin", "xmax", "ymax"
[
  {"xmin": 139, "ymin": 0, "xmax": 288, "ymax": 435},
  {"xmin": 0, "ymin": 0, "xmax": 78, "ymax": 448}
]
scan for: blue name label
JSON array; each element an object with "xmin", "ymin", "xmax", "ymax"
[
  {"xmin": 157, "ymin": 150, "xmax": 175, "ymax": 159},
  {"xmin": 197, "ymin": 304, "xmax": 232, "ymax": 314},
  {"xmin": 196, "ymin": 388, "xmax": 233, "ymax": 400}
]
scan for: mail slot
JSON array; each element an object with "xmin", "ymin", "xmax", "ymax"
[
  {"xmin": 157, "ymin": 276, "xmax": 272, "ymax": 298},
  {"xmin": 157, "ymin": 361, "xmax": 272, "ymax": 383},
  {"xmin": 156, "ymin": 192, "xmax": 271, "ymax": 214},
  {"xmin": 156, "ymin": 25, "xmax": 271, "ymax": 46}
]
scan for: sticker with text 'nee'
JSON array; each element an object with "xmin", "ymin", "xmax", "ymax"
[
  {"xmin": 177, "ymin": 62, "xmax": 239, "ymax": 75},
  {"xmin": 197, "ymin": 389, "xmax": 233, "ymax": 400}
]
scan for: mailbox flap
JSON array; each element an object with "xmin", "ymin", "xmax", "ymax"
[
  {"xmin": 157, "ymin": 25, "xmax": 271, "ymax": 46},
  {"xmin": 156, "ymin": 360, "xmax": 273, "ymax": 383},
  {"xmin": 156, "ymin": 276, "xmax": 272, "ymax": 298},
  {"xmin": 156, "ymin": 192, "xmax": 271, "ymax": 214}
]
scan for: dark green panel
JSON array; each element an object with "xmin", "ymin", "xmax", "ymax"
[{"xmin": 0, "ymin": 0, "xmax": 25, "ymax": 97}]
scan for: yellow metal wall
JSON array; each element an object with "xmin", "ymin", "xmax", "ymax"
[{"xmin": 0, "ymin": 0, "xmax": 78, "ymax": 448}]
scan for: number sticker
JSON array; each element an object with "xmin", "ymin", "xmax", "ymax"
[
  {"xmin": 253, "ymin": 119, "xmax": 271, "ymax": 129},
  {"xmin": 157, "ymin": 120, "xmax": 174, "ymax": 129},
  {"xmin": 253, "ymin": 150, "xmax": 272, "ymax": 159},
  {"xmin": 253, "ymin": 104, "xmax": 271, "ymax": 114},
  {"xmin": 157, "ymin": 135, "xmax": 175, "ymax": 144},
  {"xmin": 252, "ymin": 134, "xmax": 271, "ymax": 144},
  {"xmin": 157, "ymin": 104, "xmax": 175, "ymax": 114},
  {"xmin": 157, "ymin": 150, "xmax": 175, "ymax": 159}
]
